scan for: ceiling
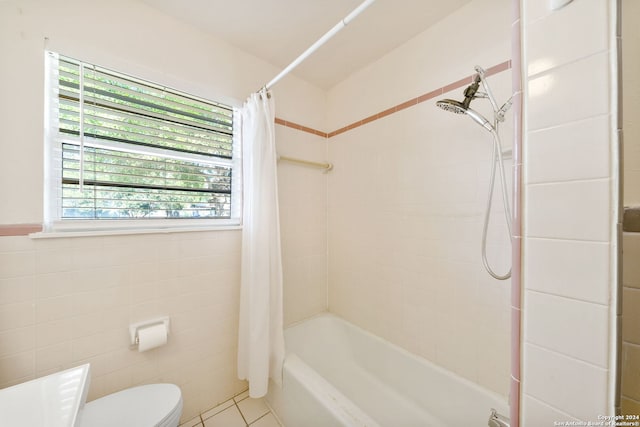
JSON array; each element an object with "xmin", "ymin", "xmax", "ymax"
[{"xmin": 141, "ymin": 0, "xmax": 471, "ymax": 90}]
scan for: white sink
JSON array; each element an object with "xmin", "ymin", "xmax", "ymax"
[{"xmin": 0, "ymin": 364, "xmax": 90, "ymax": 427}]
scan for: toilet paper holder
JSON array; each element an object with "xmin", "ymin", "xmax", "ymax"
[{"xmin": 129, "ymin": 317, "xmax": 170, "ymax": 346}]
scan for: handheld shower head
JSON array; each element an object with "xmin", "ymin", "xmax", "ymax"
[
  {"xmin": 436, "ymin": 99, "xmax": 494, "ymax": 131},
  {"xmin": 436, "ymin": 99, "xmax": 467, "ymax": 114},
  {"xmin": 435, "ymin": 72, "xmax": 494, "ymax": 131}
]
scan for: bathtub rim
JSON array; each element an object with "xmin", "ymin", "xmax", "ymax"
[{"xmin": 284, "ymin": 311, "xmax": 509, "ymax": 410}]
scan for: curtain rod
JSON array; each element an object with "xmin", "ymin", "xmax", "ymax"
[{"xmin": 262, "ymin": 0, "xmax": 376, "ymax": 91}]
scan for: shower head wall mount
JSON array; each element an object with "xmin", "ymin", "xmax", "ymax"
[{"xmin": 436, "ymin": 65, "xmax": 513, "ymax": 131}]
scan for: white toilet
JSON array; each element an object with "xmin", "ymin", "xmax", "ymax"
[{"xmin": 79, "ymin": 383, "xmax": 183, "ymax": 427}]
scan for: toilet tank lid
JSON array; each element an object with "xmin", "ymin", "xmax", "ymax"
[{"xmin": 81, "ymin": 383, "xmax": 182, "ymax": 427}]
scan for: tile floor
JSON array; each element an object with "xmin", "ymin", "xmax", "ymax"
[{"xmin": 180, "ymin": 390, "xmax": 283, "ymax": 427}]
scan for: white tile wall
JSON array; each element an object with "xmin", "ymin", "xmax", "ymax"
[
  {"xmin": 523, "ymin": 0, "xmax": 553, "ymax": 24},
  {"xmin": 522, "ymin": 0, "xmax": 617, "ymax": 421},
  {"xmin": 525, "ymin": 179, "xmax": 611, "ymax": 242},
  {"xmin": 527, "ymin": 52, "xmax": 610, "ymax": 132},
  {"xmin": 523, "ymin": 344, "xmax": 608, "ymax": 421},
  {"xmin": 522, "ymin": 395, "xmax": 581, "ymax": 426},
  {"xmin": 525, "ymin": 290, "xmax": 608, "ymax": 367},
  {"xmin": 526, "ymin": 115, "xmax": 610, "ymax": 184},
  {"xmin": 276, "ymin": 125, "xmax": 329, "ymax": 326},
  {"xmin": 328, "ymin": 64, "xmax": 513, "ymax": 396},
  {"xmin": 0, "ymin": 231, "xmax": 246, "ymax": 422},
  {"xmin": 526, "ymin": 0, "xmax": 609, "ymax": 77},
  {"xmin": 524, "ymin": 238, "xmax": 610, "ymax": 304}
]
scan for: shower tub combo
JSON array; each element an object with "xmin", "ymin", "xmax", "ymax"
[{"xmin": 266, "ymin": 313, "xmax": 508, "ymax": 427}]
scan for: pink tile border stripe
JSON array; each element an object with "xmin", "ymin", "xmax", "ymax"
[
  {"xmin": 275, "ymin": 60, "xmax": 512, "ymax": 140},
  {"xmin": 0, "ymin": 223, "xmax": 43, "ymax": 237},
  {"xmin": 274, "ymin": 117, "xmax": 328, "ymax": 138},
  {"xmin": 510, "ymin": 0, "xmax": 523, "ymax": 424}
]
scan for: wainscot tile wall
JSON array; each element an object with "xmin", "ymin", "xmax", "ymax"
[{"xmin": 0, "ymin": 231, "xmax": 245, "ymax": 422}]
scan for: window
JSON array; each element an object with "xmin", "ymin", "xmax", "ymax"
[{"xmin": 44, "ymin": 52, "xmax": 240, "ymax": 230}]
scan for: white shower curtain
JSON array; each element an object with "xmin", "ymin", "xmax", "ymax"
[{"xmin": 237, "ymin": 90, "xmax": 285, "ymax": 398}]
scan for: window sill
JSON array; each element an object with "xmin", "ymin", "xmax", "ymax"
[{"xmin": 30, "ymin": 223, "xmax": 241, "ymax": 239}]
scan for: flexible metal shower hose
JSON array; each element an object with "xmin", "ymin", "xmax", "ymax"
[{"xmin": 481, "ymin": 124, "xmax": 513, "ymax": 280}]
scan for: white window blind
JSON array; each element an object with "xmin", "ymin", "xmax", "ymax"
[{"xmin": 46, "ymin": 52, "xmax": 239, "ymax": 224}]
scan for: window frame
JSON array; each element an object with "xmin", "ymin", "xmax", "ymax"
[{"xmin": 43, "ymin": 51, "xmax": 243, "ymax": 234}]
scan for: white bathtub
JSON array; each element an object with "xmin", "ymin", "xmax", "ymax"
[{"xmin": 266, "ymin": 313, "xmax": 508, "ymax": 427}]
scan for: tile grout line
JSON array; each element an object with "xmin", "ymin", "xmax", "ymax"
[
  {"xmin": 234, "ymin": 398, "xmax": 249, "ymax": 426},
  {"xmin": 524, "ymin": 393, "xmax": 584, "ymax": 422},
  {"xmin": 261, "ymin": 391, "xmax": 284, "ymax": 426},
  {"xmin": 525, "ymin": 341, "xmax": 610, "ymax": 371},
  {"xmin": 623, "ymin": 341, "xmax": 640, "ymax": 350},
  {"xmin": 525, "ymin": 288, "xmax": 611, "ymax": 307},
  {"xmin": 196, "ymin": 390, "xmax": 247, "ymax": 426},
  {"xmin": 249, "ymin": 411, "xmax": 272, "ymax": 426},
  {"xmin": 621, "ymin": 395, "xmax": 640, "ymax": 405}
]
